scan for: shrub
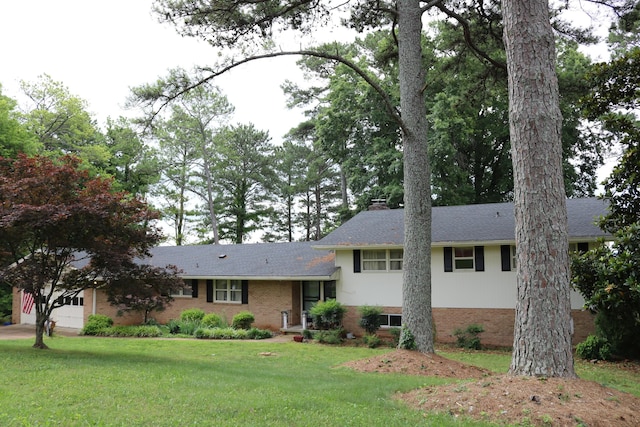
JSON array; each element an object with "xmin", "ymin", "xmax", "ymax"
[
  {"xmin": 315, "ymin": 329, "xmax": 344, "ymax": 344},
  {"xmin": 453, "ymin": 324, "xmax": 484, "ymax": 350},
  {"xmin": 247, "ymin": 328, "xmax": 273, "ymax": 340},
  {"xmin": 180, "ymin": 308, "xmax": 205, "ymax": 322},
  {"xmin": 309, "ymin": 299, "xmax": 346, "ymax": 330},
  {"xmin": 398, "ymin": 326, "xmax": 417, "ymax": 350},
  {"xmin": 358, "ymin": 305, "xmax": 383, "ymax": 335},
  {"xmin": 232, "ymin": 311, "xmax": 255, "ymax": 330},
  {"xmin": 80, "ymin": 314, "xmax": 113, "ymax": 336},
  {"xmin": 576, "ymin": 335, "xmax": 612, "ymax": 361},
  {"xmin": 201, "ymin": 313, "xmax": 224, "ymax": 329},
  {"xmin": 167, "ymin": 319, "xmax": 181, "ymax": 334},
  {"xmin": 302, "ymin": 329, "xmax": 315, "ymax": 340},
  {"xmin": 363, "ymin": 334, "xmax": 382, "ymax": 348},
  {"xmin": 389, "ymin": 327, "xmax": 401, "ymax": 346},
  {"xmin": 177, "ymin": 319, "xmax": 201, "ymax": 336},
  {"xmin": 95, "ymin": 325, "xmax": 162, "ymax": 337}
]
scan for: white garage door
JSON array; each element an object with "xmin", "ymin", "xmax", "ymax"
[{"xmin": 20, "ymin": 290, "xmax": 85, "ymax": 329}]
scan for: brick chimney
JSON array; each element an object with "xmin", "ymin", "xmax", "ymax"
[{"xmin": 369, "ymin": 199, "xmax": 389, "ymax": 210}]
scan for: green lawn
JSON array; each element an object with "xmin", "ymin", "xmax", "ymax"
[
  {"xmin": 0, "ymin": 337, "xmax": 476, "ymax": 427},
  {"xmin": 2, "ymin": 337, "xmax": 638, "ymax": 426}
]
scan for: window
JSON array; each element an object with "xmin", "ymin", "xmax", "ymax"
[
  {"xmin": 378, "ymin": 314, "xmax": 402, "ymax": 328},
  {"xmin": 171, "ymin": 283, "xmax": 193, "ymax": 297},
  {"xmin": 214, "ymin": 279, "xmax": 242, "ymax": 303},
  {"xmin": 454, "ymin": 247, "xmax": 475, "ymax": 270},
  {"xmin": 56, "ymin": 296, "xmax": 84, "ymax": 306},
  {"xmin": 362, "ymin": 249, "xmax": 403, "ymax": 271}
]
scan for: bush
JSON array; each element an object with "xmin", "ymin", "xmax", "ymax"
[
  {"xmin": 95, "ymin": 325, "xmax": 162, "ymax": 337},
  {"xmin": 398, "ymin": 326, "xmax": 417, "ymax": 350},
  {"xmin": 167, "ymin": 319, "xmax": 181, "ymax": 334},
  {"xmin": 576, "ymin": 334, "xmax": 612, "ymax": 361},
  {"xmin": 302, "ymin": 329, "xmax": 315, "ymax": 340},
  {"xmin": 177, "ymin": 319, "xmax": 201, "ymax": 336},
  {"xmin": 363, "ymin": 334, "xmax": 382, "ymax": 348},
  {"xmin": 201, "ymin": 313, "xmax": 224, "ymax": 328},
  {"xmin": 232, "ymin": 311, "xmax": 255, "ymax": 330},
  {"xmin": 80, "ymin": 314, "xmax": 113, "ymax": 336},
  {"xmin": 315, "ymin": 329, "xmax": 344, "ymax": 345},
  {"xmin": 453, "ymin": 324, "xmax": 484, "ymax": 350},
  {"xmin": 194, "ymin": 327, "xmax": 271, "ymax": 340},
  {"xmin": 358, "ymin": 305, "xmax": 383, "ymax": 335},
  {"xmin": 309, "ymin": 299, "xmax": 346, "ymax": 330},
  {"xmin": 389, "ymin": 327, "xmax": 401, "ymax": 346},
  {"xmin": 180, "ymin": 308, "xmax": 205, "ymax": 322},
  {"xmin": 247, "ymin": 328, "xmax": 273, "ymax": 340}
]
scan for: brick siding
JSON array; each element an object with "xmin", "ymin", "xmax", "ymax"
[{"xmin": 341, "ymin": 306, "xmax": 595, "ymax": 348}]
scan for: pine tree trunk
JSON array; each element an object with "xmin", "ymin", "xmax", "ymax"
[
  {"xmin": 502, "ymin": 0, "xmax": 576, "ymax": 377},
  {"xmin": 398, "ymin": 0, "xmax": 434, "ymax": 353}
]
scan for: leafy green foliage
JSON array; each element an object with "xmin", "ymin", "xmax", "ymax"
[
  {"xmin": 398, "ymin": 326, "xmax": 417, "ymax": 350},
  {"xmin": 453, "ymin": 324, "xmax": 485, "ymax": 350},
  {"xmin": 358, "ymin": 305, "xmax": 383, "ymax": 335},
  {"xmin": 201, "ymin": 312, "xmax": 224, "ymax": 328},
  {"xmin": 80, "ymin": 314, "xmax": 114, "ymax": 336},
  {"xmin": 231, "ymin": 311, "xmax": 255, "ymax": 330},
  {"xmin": 314, "ymin": 329, "xmax": 344, "ymax": 344},
  {"xmin": 309, "ymin": 299, "xmax": 346, "ymax": 330},
  {"xmin": 362, "ymin": 334, "xmax": 382, "ymax": 348},
  {"xmin": 576, "ymin": 335, "xmax": 612, "ymax": 361},
  {"xmin": 179, "ymin": 308, "xmax": 205, "ymax": 322}
]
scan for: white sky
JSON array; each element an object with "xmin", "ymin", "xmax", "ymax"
[{"xmin": 0, "ymin": 0, "xmax": 307, "ymax": 143}]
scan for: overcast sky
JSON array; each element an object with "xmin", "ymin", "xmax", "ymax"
[{"xmin": 0, "ymin": 0, "xmax": 309, "ymax": 143}]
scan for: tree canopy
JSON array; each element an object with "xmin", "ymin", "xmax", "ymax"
[{"xmin": 0, "ymin": 154, "xmax": 182, "ymax": 348}]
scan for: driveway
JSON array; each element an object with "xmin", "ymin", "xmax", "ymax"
[{"xmin": 0, "ymin": 324, "xmax": 80, "ymax": 339}]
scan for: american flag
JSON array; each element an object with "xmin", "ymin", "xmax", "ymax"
[{"xmin": 21, "ymin": 291, "xmax": 35, "ymax": 314}]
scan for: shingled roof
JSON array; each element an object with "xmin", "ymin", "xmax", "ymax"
[
  {"xmin": 145, "ymin": 241, "xmax": 338, "ymax": 280},
  {"xmin": 314, "ymin": 197, "xmax": 610, "ymax": 248}
]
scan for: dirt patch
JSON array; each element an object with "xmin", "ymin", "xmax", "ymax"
[{"xmin": 342, "ymin": 349, "xmax": 640, "ymax": 426}]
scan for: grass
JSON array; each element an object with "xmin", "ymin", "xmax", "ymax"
[
  {"xmin": 0, "ymin": 336, "xmax": 482, "ymax": 427},
  {"xmin": 2, "ymin": 337, "xmax": 638, "ymax": 426}
]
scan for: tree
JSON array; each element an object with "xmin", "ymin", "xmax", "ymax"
[
  {"xmin": 143, "ymin": 72, "xmax": 234, "ymax": 245},
  {"xmin": 105, "ymin": 263, "xmax": 184, "ymax": 324},
  {"xmin": 19, "ymin": 74, "xmax": 101, "ymax": 156},
  {"xmin": 103, "ymin": 116, "xmax": 160, "ymax": 197},
  {"xmin": 213, "ymin": 123, "xmax": 276, "ymax": 244},
  {"xmin": 142, "ymin": 0, "xmax": 590, "ymax": 359},
  {"xmin": 503, "ymin": 0, "xmax": 575, "ymax": 376},
  {"xmin": 0, "ymin": 154, "xmax": 182, "ymax": 349},
  {"xmin": 572, "ymin": 6, "xmax": 640, "ymax": 359},
  {"xmin": 0, "ymin": 84, "xmax": 40, "ymax": 157}
]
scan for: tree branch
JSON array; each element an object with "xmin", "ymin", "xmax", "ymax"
[{"xmin": 136, "ymin": 49, "xmax": 408, "ymax": 135}]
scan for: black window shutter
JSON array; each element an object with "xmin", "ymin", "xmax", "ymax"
[
  {"xmin": 242, "ymin": 280, "xmax": 249, "ymax": 305},
  {"xmin": 444, "ymin": 247, "xmax": 453, "ymax": 272},
  {"xmin": 500, "ymin": 245, "xmax": 512, "ymax": 271},
  {"xmin": 577, "ymin": 242, "xmax": 589, "ymax": 253},
  {"xmin": 353, "ymin": 250, "xmax": 361, "ymax": 273},
  {"xmin": 474, "ymin": 246, "xmax": 485, "ymax": 271},
  {"xmin": 206, "ymin": 280, "xmax": 213, "ymax": 303},
  {"xmin": 191, "ymin": 279, "xmax": 198, "ymax": 298}
]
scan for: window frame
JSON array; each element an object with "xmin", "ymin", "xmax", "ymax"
[
  {"xmin": 361, "ymin": 249, "xmax": 403, "ymax": 272},
  {"xmin": 378, "ymin": 313, "xmax": 403, "ymax": 328},
  {"xmin": 171, "ymin": 282, "xmax": 193, "ymax": 297},
  {"xmin": 214, "ymin": 279, "xmax": 243, "ymax": 304},
  {"xmin": 453, "ymin": 246, "xmax": 475, "ymax": 271}
]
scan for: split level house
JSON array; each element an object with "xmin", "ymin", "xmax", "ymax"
[{"xmin": 12, "ymin": 197, "xmax": 609, "ymax": 347}]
